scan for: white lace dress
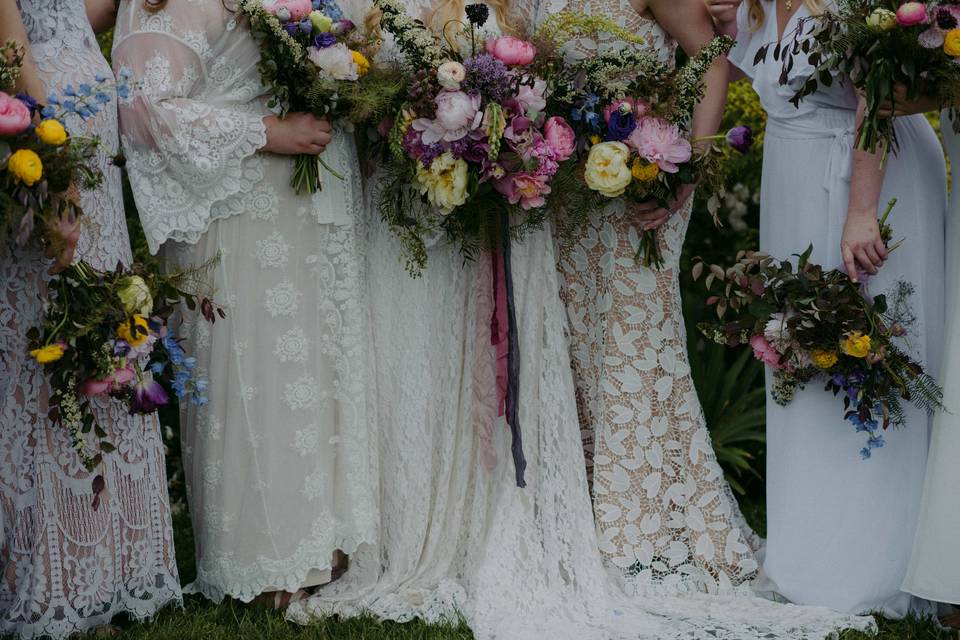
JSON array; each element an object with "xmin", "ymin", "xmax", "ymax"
[
  {"xmin": 113, "ymin": 1, "xmax": 377, "ymax": 602},
  {"xmin": 549, "ymin": 0, "xmax": 767, "ymax": 598},
  {"xmin": 289, "ymin": 1, "xmax": 875, "ymax": 637},
  {"xmin": 0, "ymin": 2, "xmax": 181, "ymax": 637}
]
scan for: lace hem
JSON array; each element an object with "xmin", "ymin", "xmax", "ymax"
[{"xmin": 184, "ymin": 534, "xmax": 375, "ymax": 603}]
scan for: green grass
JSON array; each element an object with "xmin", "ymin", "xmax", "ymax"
[{"xmin": 82, "ymin": 510, "xmax": 953, "ymax": 640}]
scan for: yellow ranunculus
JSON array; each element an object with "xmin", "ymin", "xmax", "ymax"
[
  {"xmin": 584, "ymin": 141, "xmax": 633, "ymax": 198},
  {"xmin": 116, "ymin": 315, "xmax": 151, "ymax": 347},
  {"xmin": 35, "ymin": 119, "xmax": 67, "ymax": 146},
  {"xmin": 415, "ymin": 152, "xmax": 469, "ymax": 214},
  {"xmin": 945, "ymin": 29, "xmax": 960, "ymax": 57},
  {"xmin": 631, "ymin": 158, "xmax": 660, "ymax": 183},
  {"xmin": 7, "ymin": 148, "xmax": 43, "ymax": 186},
  {"xmin": 811, "ymin": 349, "xmax": 838, "ymax": 369},
  {"xmin": 841, "ymin": 331, "xmax": 871, "ymax": 358},
  {"xmin": 865, "ymin": 8, "xmax": 896, "ymax": 31},
  {"xmin": 30, "ymin": 343, "xmax": 66, "ymax": 364},
  {"xmin": 351, "ymin": 50, "xmax": 370, "ymax": 76}
]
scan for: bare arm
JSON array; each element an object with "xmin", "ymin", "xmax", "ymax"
[
  {"xmin": 85, "ymin": 0, "xmax": 119, "ymax": 35},
  {"xmin": 842, "ymin": 99, "xmax": 888, "ymax": 282},
  {"xmin": 0, "ymin": 2, "xmax": 47, "ymax": 98}
]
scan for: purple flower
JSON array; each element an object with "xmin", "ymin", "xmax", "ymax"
[
  {"xmin": 130, "ymin": 374, "xmax": 170, "ymax": 414},
  {"xmin": 331, "ymin": 19, "xmax": 354, "ymax": 35},
  {"xmin": 465, "ymin": 3, "xmax": 489, "ymax": 26},
  {"xmin": 462, "ymin": 54, "xmax": 512, "ymax": 103},
  {"xmin": 605, "ymin": 108, "xmax": 636, "ymax": 142},
  {"xmin": 299, "ymin": 18, "xmax": 313, "ymax": 34},
  {"xmin": 312, "ymin": 32, "xmax": 337, "ymax": 48},
  {"xmin": 15, "ymin": 93, "xmax": 38, "ymax": 115},
  {"xmin": 284, "ymin": 22, "xmax": 300, "ymax": 36},
  {"xmin": 726, "ymin": 125, "xmax": 754, "ymax": 154}
]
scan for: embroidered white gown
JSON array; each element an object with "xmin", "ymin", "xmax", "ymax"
[
  {"xmin": 902, "ymin": 112, "xmax": 960, "ymax": 605},
  {"xmin": 289, "ymin": 1, "xmax": 874, "ymax": 637},
  {"xmin": 113, "ymin": 1, "xmax": 377, "ymax": 602},
  {"xmin": 0, "ymin": 1, "xmax": 181, "ymax": 637},
  {"xmin": 729, "ymin": 2, "xmax": 946, "ymax": 616}
]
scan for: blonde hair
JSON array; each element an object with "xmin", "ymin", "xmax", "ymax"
[
  {"xmin": 746, "ymin": 0, "xmax": 825, "ymax": 30},
  {"xmin": 365, "ymin": 0, "xmax": 518, "ymax": 50}
]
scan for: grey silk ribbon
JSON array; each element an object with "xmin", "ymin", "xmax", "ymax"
[{"xmin": 501, "ymin": 210, "xmax": 526, "ymax": 488}]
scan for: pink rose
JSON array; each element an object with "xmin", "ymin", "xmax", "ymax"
[
  {"xmin": 626, "ymin": 117, "xmax": 692, "ymax": 173},
  {"xmin": 601, "ymin": 97, "xmax": 649, "ymax": 124},
  {"xmin": 495, "ymin": 172, "xmax": 551, "ymax": 210},
  {"xmin": 81, "ymin": 366, "xmax": 136, "ymax": 396},
  {"xmin": 0, "ymin": 92, "xmax": 32, "ymax": 136},
  {"xmin": 895, "ymin": 2, "xmax": 928, "ymax": 26},
  {"xmin": 749, "ymin": 335, "xmax": 782, "ymax": 370},
  {"xmin": 543, "ymin": 116, "xmax": 575, "ymax": 161},
  {"xmin": 264, "ymin": 0, "xmax": 312, "ymax": 21},
  {"xmin": 485, "ymin": 36, "xmax": 537, "ymax": 66},
  {"xmin": 411, "ymin": 91, "xmax": 481, "ymax": 144}
]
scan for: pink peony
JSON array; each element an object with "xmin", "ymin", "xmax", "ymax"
[
  {"xmin": 602, "ymin": 97, "xmax": 649, "ymax": 124},
  {"xmin": 512, "ymin": 78, "xmax": 547, "ymax": 115},
  {"xmin": 543, "ymin": 116, "xmax": 575, "ymax": 161},
  {"xmin": 485, "ymin": 36, "xmax": 537, "ymax": 66},
  {"xmin": 263, "ymin": 0, "xmax": 312, "ymax": 21},
  {"xmin": 626, "ymin": 117, "xmax": 692, "ymax": 173},
  {"xmin": 895, "ymin": 2, "xmax": 928, "ymax": 26},
  {"xmin": 495, "ymin": 172, "xmax": 551, "ymax": 209},
  {"xmin": 0, "ymin": 92, "xmax": 31, "ymax": 136},
  {"xmin": 81, "ymin": 366, "xmax": 136, "ymax": 396},
  {"xmin": 750, "ymin": 335, "xmax": 782, "ymax": 370},
  {"xmin": 411, "ymin": 91, "xmax": 482, "ymax": 144}
]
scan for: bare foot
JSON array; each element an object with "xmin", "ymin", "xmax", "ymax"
[
  {"xmin": 330, "ymin": 549, "xmax": 349, "ymax": 583},
  {"xmin": 250, "ymin": 589, "xmax": 310, "ymax": 610},
  {"xmin": 940, "ymin": 612, "xmax": 960, "ymax": 629}
]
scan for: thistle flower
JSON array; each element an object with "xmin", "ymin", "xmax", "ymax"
[{"xmin": 465, "ymin": 3, "xmax": 489, "ymax": 26}]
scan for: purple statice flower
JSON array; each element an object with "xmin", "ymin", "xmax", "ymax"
[
  {"xmin": 462, "ymin": 54, "xmax": 512, "ymax": 103},
  {"xmin": 726, "ymin": 125, "xmax": 754, "ymax": 154},
  {"xmin": 402, "ymin": 128, "xmax": 444, "ymax": 166},
  {"xmin": 130, "ymin": 374, "xmax": 170, "ymax": 414},
  {"xmin": 313, "ymin": 32, "xmax": 337, "ymax": 48}
]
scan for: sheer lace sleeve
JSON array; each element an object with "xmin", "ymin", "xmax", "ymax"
[{"xmin": 112, "ymin": 3, "xmax": 268, "ymax": 253}]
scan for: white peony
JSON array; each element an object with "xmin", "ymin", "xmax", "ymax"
[{"xmin": 307, "ymin": 43, "xmax": 359, "ymax": 81}]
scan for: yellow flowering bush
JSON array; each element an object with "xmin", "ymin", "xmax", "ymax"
[
  {"xmin": 841, "ymin": 331, "xmax": 872, "ymax": 358},
  {"xmin": 584, "ymin": 142, "xmax": 632, "ymax": 197},
  {"xmin": 8, "ymin": 148, "xmax": 43, "ymax": 186},
  {"xmin": 35, "ymin": 119, "xmax": 67, "ymax": 146}
]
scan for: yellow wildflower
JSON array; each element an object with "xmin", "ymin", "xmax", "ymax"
[
  {"xmin": 351, "ymin": 50, "xmax": 370, "ymax": 76},
  {"xmin": 946, "ymin": 29, "xmax": 960, "ymax": 57},
  {"xmin": 116, "ymin": 315, "xmax": 151, "ymax": 347},
  {"xmin": 631, "ymin": 158, "xmax": 660, "ymax": 183},
  {"xmin": 7, "ymin": 148, "xmax": 43, "ymax": 186},
  {"xmin": 841, "ymin": 331, "xmax": 871, "ymax": 358},
  {"xmin": 35, "ymin": 119, "xmax": 67, "ymax": 146},
  {"xmin": 30, "ymin": 343, "xmax": 65, "ymax": 364},
  {"xmin": 811, "ymin": 349, "xmax": 838, "ymax": 369}
]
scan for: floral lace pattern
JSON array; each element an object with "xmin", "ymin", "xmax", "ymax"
[
  {"xmin": 545, "ymin": 0, "xmax": 765, "ymax": 596},
  {"xmin": 114, "ymin": 1, "xmax": 377, "ymax": 603},
  {"xmin": 0, "ymin": 2, "xmax": 181, "ymax": 638}
]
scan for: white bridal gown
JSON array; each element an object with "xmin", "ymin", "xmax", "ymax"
[
  {"xmin": 113, "ymin": 2, "xmax": 377, "ymax": 602},
  {"xmin": 290, "ymin": 0, "xmax": 874, "ymax": 637},
  {"xmin": 0, "ymin": 1, "xmax": 181, "ymax": 637},
  {"xmin": 730, "ymin": 2, "xmax": 946, "ymax": 617},
  {"xmin": 902, "ymin": 112, "xmax": 960, "ymax": 605}
]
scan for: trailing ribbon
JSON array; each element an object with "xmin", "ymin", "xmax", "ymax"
[{"xmin": 497, "ymin": 210, "xmax": 526, "ymax": 488}]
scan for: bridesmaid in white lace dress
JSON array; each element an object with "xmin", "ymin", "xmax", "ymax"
[
  {"xmin": 550, "ymin": 0, "xmax": 763, "ymax": 595},
  {"xmin": 0, "ymin": 2, "xmax": 181, "ymax": 637},
  {"xmin": 724, "ymin": 0, "xmax": 945, "ymax": 616},
  {"xmin": 113, "ymin": 0, "xmax": 377, "ymax": 606}
]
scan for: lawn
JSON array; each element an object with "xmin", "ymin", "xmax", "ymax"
[{"xmin": 96, "ymin": 510, "xmax": 954, "ymax": 640}]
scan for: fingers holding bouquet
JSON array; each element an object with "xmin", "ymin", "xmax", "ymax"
[
  {"xmin": 629, "ymin": 182, "xmax": 695, "ymax": 231},
  {"xmin": 45, "ymin": 183, "xmax": 82, "ymax": 275},
  {"xmin": 263, "ymin": 113, "xmax": 333, "ymax": 156}
]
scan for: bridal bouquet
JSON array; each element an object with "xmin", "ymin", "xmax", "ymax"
[
  {"xmin": 0, "ymin": 43, "xmax": 118, "ymax": 254},
  {"xmin": 237, "ymin": 0, "xmax": 401, "ymax": 193},
  {"xmin": 770, "ymin": 1, "xmax": 960, "ymax": 152},
  {"xmin": 28, "ymin": 259, "xmax": 223, "ymax": 503},
  {"xmin": 374, "ymin": 0, "xmax": 586, "ymax": 275},
  {"xmin": 538, "ymin": 14, "xmax": 744, "ymax": 268},
  {"xmin": 694, "ymin": 201, "xmax": 943, "ymax": 459}
]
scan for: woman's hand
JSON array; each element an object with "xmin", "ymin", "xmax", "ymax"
[
  {"xmin": 46, "ymin": 194, "xmax": 81, "ymax": 275},
  {"xmin": 841, "ymin": 208, "xmax": 888, "ymax": 282},
  {"xmin": 704, "ymin": 0, "xmax": 742, "ymax": 29},
  {"xmin": 261, "ymin": 113, "xmax": 332, "ymax": 156},
  {"xmin": 867, "ymin": 84, "xmax": 941, "ymax": 118},
  {"xmin": 629, "ymin": 183, "xmax": 695, "ymax": 231}
]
